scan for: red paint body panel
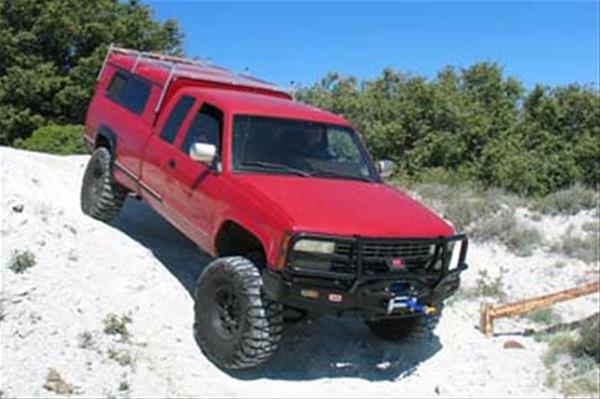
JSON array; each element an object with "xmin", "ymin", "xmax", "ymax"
[
  {"xmin": 230, "ymin": 174, "xmax": 453, "ymax": 238},
  {"xmin": 84, "ymin": 51, "xmax": 455, "ymax": 270}
]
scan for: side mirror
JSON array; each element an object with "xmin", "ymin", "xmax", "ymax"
[
  {"xmin": 377, "ymin": 160, "xmax": 395, "ymax": 178},
  {"xmin": 189, "ymin": 142, "xmax": 216, "ymax": 164}
]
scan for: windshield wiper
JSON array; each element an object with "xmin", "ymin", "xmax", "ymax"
[
  {"xmin": 311, "ymin": 170, "xmax": 373, "ymax": 182},
  {"xmin": 241, "ymin": 161, "xmax": 311, "ymax": 177}
]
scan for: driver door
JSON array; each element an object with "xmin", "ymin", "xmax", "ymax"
[{"xmin": 165, "ymin": 102, "xmax": 225, "ymax": 248}]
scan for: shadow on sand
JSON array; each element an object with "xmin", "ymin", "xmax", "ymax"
[{"xmin": 111, "ymin": 198, "xmax": 442, "ymax": 382}]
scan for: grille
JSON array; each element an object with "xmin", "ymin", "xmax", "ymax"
[{"xmin": 332, "ymin": 239, "xmax": 435, "ymax": 275}]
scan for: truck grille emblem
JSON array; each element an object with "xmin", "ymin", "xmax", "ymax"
[{"xmin": 388, "ymin": 258, "xmax": 405, "ymax": 270}]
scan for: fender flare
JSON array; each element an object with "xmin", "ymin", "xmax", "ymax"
[
  {"xmin": 95, "ymin": 125, "xmax": 118, "ymax": 154},
  {"xmin": 213, "ymin": 217, "xmax": 279, "ymax": 267}
]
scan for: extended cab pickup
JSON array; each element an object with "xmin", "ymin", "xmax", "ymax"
[{"xmin": 81, "ymin": 46, "xmax": 468, "ymax": 369}]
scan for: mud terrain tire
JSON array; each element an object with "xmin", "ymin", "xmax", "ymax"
[
  {"xmin": 80, "ymin": 147, "xmax": 127, "ymax": 222},
  {"xmin": 193, "ymin": 257, "xmax": 283, "ymax": 369},
  {"xmin": 366, "ymin": 307, "xmax": 443, "ymax": 341}
]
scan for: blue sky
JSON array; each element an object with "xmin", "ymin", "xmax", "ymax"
[{"xmin": 148, "ymin": 1, "xmax": 600, "ymax": 89}]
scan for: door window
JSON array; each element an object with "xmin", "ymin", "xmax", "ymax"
[{"xmin": 180, "ymin": 103, "xmax": 223, "ymax": 155}]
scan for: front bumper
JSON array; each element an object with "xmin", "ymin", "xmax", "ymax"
[{"xmin": 263, "ymin": 234, "xmax": 468, "ymax": 320}]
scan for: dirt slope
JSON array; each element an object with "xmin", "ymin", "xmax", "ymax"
[{"xmin": 1, "ymin": 147, "xmax": 597, "ymax": 397}]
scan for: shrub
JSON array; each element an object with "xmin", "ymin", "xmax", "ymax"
[
  {"xmin": 534, "ymin": 184, "xmax": 599, "ymax": 216},
  {"xmin": 108, "ymin": 348, "xmax": 134, "ymax": 367},
  {"xmin": 552, "ymin": 228, "xmax": 599, "ymax": 264},
  {"xmin": 541, "ymin": 316, "xmax": 600, "ymax": 397},
  {"xmin": 505, "ymin": 226, "xmax": 544, "ymax": 257},
  {"xmin": 470, "ymin": 208, "xmax": 543, "ymax": 256},
  {"xmin": 103, "ymin": 313, "xmax": 132, "ymax": 341},
  {"xmin": 119, "ymin": 381, "xmax": 130, "ymax": 391},
  {"xmin": 474, "ymin": 269, "xmax": 506, "ymax": 300},
  {"xmin": 43, "ymin": 368, "xmax": 74, "ymax": 395},
  {"xmin": 576, "ymin": 314, "xmax": 600, "ymax": 363},
  {"xmin": 78, "ymin": 331, "xmax": 95, "ymax": 349},
  {"xmin": 411, "ymin": 182, "xmax": 507, "ymax": 231},
  {"xmin": 582, "ymin": 220, "xmax": 599, "ymax": 234},
  {"xmin": 8, "ymin": 250, "xmax": 36, "ymax": 273},
  {"xmin": 527, "ymin": 308, "xmax": 562, "ymax": 325},
  {"xmin": 14, "ymin": 124, "xmax": 85, "ymax": 155}
]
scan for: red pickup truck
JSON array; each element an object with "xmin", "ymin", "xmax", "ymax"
[{"xmin": 81, "ymin": 46, "xmax": 468, "ymax": 369}]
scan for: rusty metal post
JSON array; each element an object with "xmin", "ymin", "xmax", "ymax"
[
  {"xmin": 480, "ymin": 302, "xmax": 494, "ymax": 338},
  {"xmin": 480, "ymin": 281, "xmax": 600, "ymax": 337}
]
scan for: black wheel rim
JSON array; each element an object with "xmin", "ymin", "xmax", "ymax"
[{"xmin": 212, "ymin": 284, "xmax": 241, "ymax": 339}]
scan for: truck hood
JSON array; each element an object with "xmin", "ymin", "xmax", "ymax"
[{"xmin": 233, "ymin": 174, "xmax": 454, "ymax": 238}]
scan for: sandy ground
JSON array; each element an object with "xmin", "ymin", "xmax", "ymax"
[{"xmin": 1, "ymin": 147, "xmax": 598, "ymax": 398}]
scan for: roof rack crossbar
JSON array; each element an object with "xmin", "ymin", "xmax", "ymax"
[{"xmin": 97, "ymin": 44, "xmax": 290, "ymax": 113}]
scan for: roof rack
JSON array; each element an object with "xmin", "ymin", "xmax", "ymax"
[{"xmin": 97, "ymin": 44, "xmax": 289, "ymax": 113}]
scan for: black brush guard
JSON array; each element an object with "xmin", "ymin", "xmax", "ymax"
[{"xmin": 263, "ymin": 234, "xmax": 468, "ymax": 319}]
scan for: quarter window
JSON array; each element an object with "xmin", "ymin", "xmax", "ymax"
[
  {"xmin": 105, "ymin": 71, "xmax": 151, "ymax": 114},
  {"xmin": 159, "ymin": 96, "xmax": 195, "ymax": 144}
]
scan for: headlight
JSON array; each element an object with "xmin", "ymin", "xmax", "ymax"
[
  {"xmin": 290, "ymin": 239, "xmax": 336, "ymax": 272},
  {"xmin": 294, "ymin": 239, "xmax": 335, "ymax": 254}
]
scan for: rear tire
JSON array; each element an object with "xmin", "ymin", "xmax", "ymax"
[
  {"xmin": 80, "ymin": 147, "xmax": 127, "ymax": 222},
  {"xmin": 366, "ymin": 306, "xmax": 443, "ymax": 341},
  {"xmin": 193, "ymin": 256, "xmax": 283, "ymax": 369}
]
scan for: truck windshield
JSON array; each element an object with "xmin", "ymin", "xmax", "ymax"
[{"xmin": 232, "ymin": 115, "xmax": 378, "ymax": 182}]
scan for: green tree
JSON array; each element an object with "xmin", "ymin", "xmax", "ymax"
[
  {"xmin": 0, "ymin": 0, "xmax": 183, "ymax": 145},
  {"xmin": 297, "ymin": 63, "xmax": 599, "ymax": 195}
]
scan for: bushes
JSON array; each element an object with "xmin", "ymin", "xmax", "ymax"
[
  {"xmin": 577, "ymin": 315, "xmax": 600, "ymax": 363},
  {"xmin": 410, "ymin": 181, "xmax": 508, "ymax": 231},
  {"xmin": 14, "ymin": 124, "xmax": 85, "ymax": 155},
  {"xmin": 534, "ymin": 184, "xmax": 599, "ymax": 216},
  {"xmin": 542, "ymin": 314, "xmax": 600, "ymax": 396},
  {"xmin": 298, "ymin": 67, "xmax": 600, "ymax": 196},
  {"xmin": 552, "ymin": 228, "xmax": 600, "ymax": 264},
  {"xmin": 469, "ymin": 208, "xmax": 543, "ymax": 256}
]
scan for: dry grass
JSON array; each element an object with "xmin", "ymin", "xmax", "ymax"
[
  {"xmin": 43, "ymin": 368, "xmax": 74, "ymax": 395},
  {"xmin": 526, "ymin": 308, "xmax": 563, "ymax": 325},
  {"xmin": 552, "ymin": 227, "xmax": 599, "ymax": 264},
  {"xmin": 469, "ymin": 208, "xmax": 543, "ymax": 256},
  {"xmin": 465, "ymin": 269, "xmax": 507, "ymax": 300},
  {"xmin": 108, "ymin": 348, "xmax": 134, "ymax": 367},
  {"xmin": 103, "ymin": 313, "xmax": 132, "ymax": 342},
  {"xmin": 409, "ymin": 183, "xmax": 515, "ymax": 231},
  {"xmin": 542, "ymin": 315, "xmax": 600, "ymax": 397},
  {"xmin": 534, "ymin": 184, "xmax": 599, "ymax": 216}
]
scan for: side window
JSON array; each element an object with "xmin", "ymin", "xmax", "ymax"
[
  {"xmin": 124, "ymin": 77, "xmax": 151, "ymax": 114},
  {"xmin": 159, "ymin": 96, "xmax": 195, "ymax": 144},
  {"xmin": 106, "ymin": 73, "xmax": 127, "ymax": 98},
  {"xmin": 105, "ymin": 71, "xmax": 151, "ymax": 114},
  {"xmin": 180, "ymin": 103, "xmax": 223, "ymax": 155}
]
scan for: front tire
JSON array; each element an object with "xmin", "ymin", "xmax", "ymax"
[
  {"xmin": 80, "ymin": 147, "xmax": 127, "ymax": 222},
  {"xmin": 193, "ymin": 257, "xmax": 283, "ymax": 369}
]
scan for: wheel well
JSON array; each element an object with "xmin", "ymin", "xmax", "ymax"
[
  {"xmin": 215, "ymin": 221, "xmax": 267, "ymax": 266},
  {"xmin": 95, "ymin": 134, "xmax": 112, "ymax": 152}
]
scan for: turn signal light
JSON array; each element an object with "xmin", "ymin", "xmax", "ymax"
[
  {"xmin": 300, "ymin": 289, "xmax": 319, "ymax": 299},
  {"xmin": 276, "ymin": 232, "xmax": 292, "ymax": 269}
]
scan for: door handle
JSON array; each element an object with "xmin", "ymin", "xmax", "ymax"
[{"xmin": 168, "ymin": 159, "xmax": 176, "ymax": 169}]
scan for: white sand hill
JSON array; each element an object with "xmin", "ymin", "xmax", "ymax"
[{"xmin": 1, "ymin": 147, "xmax": 598, "ymax": 397}]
